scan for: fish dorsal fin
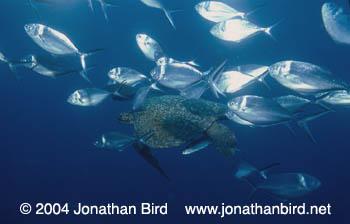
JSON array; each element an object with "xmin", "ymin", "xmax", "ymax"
[{"xmin": 259, "ymin": 163, "xmax": 281, "ymax": 179}]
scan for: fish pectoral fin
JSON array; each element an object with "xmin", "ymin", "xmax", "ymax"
[
  {"xmin": 133, "ymin": 142, "xmax": 170, "ymax": 181},
  {"xmin": 298, "ymin": 120, "xmax": 317, "ymax": 144}
]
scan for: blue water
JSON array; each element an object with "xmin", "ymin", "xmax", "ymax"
[{"xmin": 1, "ymin": 0, "xmax": 349, "ymax": 223}]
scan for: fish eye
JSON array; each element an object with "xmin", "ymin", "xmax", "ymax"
[{"xmin": 220, "ymin": 24, "xmax": 225, "ymax": 32}]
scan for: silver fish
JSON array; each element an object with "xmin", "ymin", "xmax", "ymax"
[
  {"xmin": 195, "ymin": 1, "xmax": 251, "ymax": 23},
  {"xmin": 234, "ymin": 161, "xmax": 321, "ymax": 199},
  {"xmin": 94, "ymin": 132, "xmax": 137, "ymax": 151},
  {"xmin": 273, "ymin": 95, "xmax": 311, "ymax": 113},
  {"xmin": 210, "ymin": 18, "xmax": 279, "ymax": 42},
  {"xmin": 67, "ymin": 88, "xmax": 111, "ymax": 106},
  {"xmin": 24, "ymin": 23, "xmax": 100, "ymax": 82},
  {"xmin": 317, "ymin": 90, "xmax": 350, "ymax": 107},
  {"xmin": 139, "ymin": 0, "xmax": 177, "ymax": 29},
  {"xmin": 23, "ymin": 54, "xmax": 81, "ymax": 78},
  {"xmin": 182, "ymin": 137, "xmax": 211, "ymax": 155},
  {"xmin": 156, "ymin": 56, "xmax": 199, "ymax": 68},
  {"xmin": 322, "ymin": 2, "xmax": 350, "ymax": 45},
  {"xmin": 133, "ymin": 60, "xmax": 227, "ymax": 110},
  {"xmin": 136, "ymin": 34, "xmax": 165, "ymax": 62},
  {"xmin": 269, "ymin": 60, "xmax": 348, "ymax": 95},
  {"xmin": 227, "ymin": 95, "xmax": 293, "ymax": 126},
  {"xmin": 226, "ymin": 111, "xmax": 255, "ymax": 127},
  {"xmin": 150, "ymin": 62, "xmax": 203, "ymax": 90},
  {"xmin": 257, "ymin": 173, "xmax": 321, "ymax": 198},
  {"xmin": 108, "ymin": 67, "xmax": 151, "ymax": 87},
  {"xmin": 215, "ymin": 64, "xmax": 268, "ymax": 94}
]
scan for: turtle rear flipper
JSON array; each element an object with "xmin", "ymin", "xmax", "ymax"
[
  {"xmin": 133, "ymin": 142, "xmax": 170, "ymax": 181},
  {"xmin": 205, "ymin": 122, "xmax": 237, "ymax": 156}
]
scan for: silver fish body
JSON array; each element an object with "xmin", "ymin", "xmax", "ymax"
[
  {"xmin": 182, "ymin": 138, "xmax": 211, "ymax": 155},
  {"xmin": 67, "ymin": 88, "xmax": 110, "ymax": 106},
  {"xmin": 24, "ymin": 23, "xmax": 96, "ymax": 83},
  {"xmin": 24, "ymin": 23, "xmax": 79, "ymax": 55},
  {"xmin": 210, "ymin": 18, "xmax": 271, "ymax": 42},
  {"xmin": 150, "ymin": 62, "xmax": 203, "ymax": 90},
  {"xmin": 215, "ymin": 64, "xmax": 268, "ymax": 94},
  {"xmin": 258, "ymin": 173, "xmax": 321, "ymax": 198},
  {"xmin": 317, "ymin": 90, "xmax": 350, "ymax": 107},
  {"xmin": 23, "ymin": 54, "xmax": 78, "ymax": 78},
  {"xmin": 228, "ymin": 95, "xmax": 293, "ymax": 126},
  {"xmin": 269, "ymin": 61, "xmax": 348, "ymax": 95},
  {"xmin": 108, "ymin": 67, "xmax": 150, "ymax": 87},
  {"xmin": 322, "ymin": 2, "xmax": 350, "ymax": 45},
  {"xmin": 195, "ymin": 1, "xmax": 244, "ymax": 23},
  {"xmin": 226, "ymin": 111, "xmax": 255, "ymax": 127},
  {"xmin": 94, "ymin": 132, "xmax": 136, "ymax": 151},
  {"xmin": 136, "ymin": 34, "xmax": 165, "ymax": 62},
  {"xmin": 274, "ymin": 95, "xmax": 311, "ymax": 113}
]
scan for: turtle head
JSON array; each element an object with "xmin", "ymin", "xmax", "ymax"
[{"xmin": 118, "ymin": 112, "xmax": 134, "ymax": 124}]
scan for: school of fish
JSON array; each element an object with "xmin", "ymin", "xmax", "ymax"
[{"xmin": 2, "ymin": 0, "xmax": 350, "ymax": 201}]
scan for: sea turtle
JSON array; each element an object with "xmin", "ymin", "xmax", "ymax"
[{"xmin": 118, "ymin": 95, "xmax": 237, "ymax": 156}]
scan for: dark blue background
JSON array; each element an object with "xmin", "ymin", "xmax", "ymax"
[{"xmin": 1, "ymin": 0, "xmax": 349, "ymax": 223}]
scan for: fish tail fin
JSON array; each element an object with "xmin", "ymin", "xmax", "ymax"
[
  {"xmin": 234, "ymin": 159, "xmax": 259, "ymax": 179},
  {"xmin": 298, "ymin": 120, "xmax": 316, "ymax": 144},
  {"xmin": 79, "ymin": 49, "xmax": 103, "ymax": 77},
  {"xmin": 84, "ymin": 48, "xmax": 104, "ymax": 56},
  {"xmin": 133, "ymin": 83, "xmax": 164, "ymax": 109},
  {"xmin": 313, "ymin": 92, "xmax": 335, "ymax": 111},
  {"xmin": 27, "ymin": 0, "xmax": 42, "ymax": 21},
  {"xmin": 180, "ymin": 80, "xmax": 209, "ymax": 99},
  {"xmin": 259, "ymin": 163, "xmax": 280, "ymax": 179},
  {"xmin": 109, "ymin": 80, "xmax": 130, "ymax": 100},
  {"xmin": 243, "ymin": 4, "xmax": 266, "ymax": 19},
  {"xmin": 244, "ymin": 179, "xmax": 258, "ymax": 201},
  {"xmin": 150, "ymin": 82, "xmax": 164, "ymax": 92},
  {"xmin": 79, "ymin": 53, "xmax": 88, "ymax": 72},
  {"xmin": 284, "ymin": 122, "xmax": 296, "ymax": 136},
  {"xmin": 264, "ymin": 19, "xmax": 284, "ymax": 41},
  {"xmin": 99, "ymin": 1, "xmax": 109, "ymax": 22},
  {"xmin": 315, "ymin": 100, "xmax": 334, "ymax": 111},
  {"xmin": 207, "ymin": 60, "xmax": 228, "ymax": 98},
  {"xmin": 102, "ymin": 4, "xmax": 109, "ymax": 22},
  {"xmin": 8, "ymin": 63, "xmax": 19, "ymax": 80},
  {"xmin": 133, "ymin": 85, "xmax": 151, "ymax": 110},
  {"xmin": 163, "ymin": 9, "xmax": 176, "ymax": 30},
  {"xmin": 88, "ymin": 0, "xmax": 94, "ymax": 13},
  {"xmin": 297, "ymin": 110, "xmax": 330, "ymax": 144},
  {"xmin": 79, "ymin": 70, "xmax": 92, "ymax": 84},
  {"xmin": 258, "ymin": 71, "xmax": 271, "ymax": 90}
]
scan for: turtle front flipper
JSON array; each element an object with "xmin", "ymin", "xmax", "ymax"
[
  {"xmin": 204, "ymin": 122, "xmax": 237, "ymax": 156},
  {"xmin": 133, "ymin": 142, "xmax": 170, "ymax": 181}
]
